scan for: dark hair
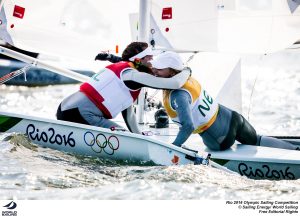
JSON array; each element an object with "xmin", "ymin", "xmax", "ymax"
[
  {"xmin": 94, "ymin": 41, "xmax": 152, "ymax": 73},
  {"xmin": 122, "ymin": 42, "xmax": 148, "ymax": 61},
  {"xmin": 170, "ymin": 68, "xmax": 181, "ymax": 74},
  {"xmin": 122, "ymin": 42, "xmax": 152, "ymax": 73}
]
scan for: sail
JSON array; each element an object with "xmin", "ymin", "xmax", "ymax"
[
  {"xmin": 0, "ymin": 0, "xmax": 139, "ymax": 60},
  {"xmin": 129, "ymin": 1, "xmax": 243, "ymax": 112},
  {"xmin": 148, "ymin": 0, "xmax": 300, "ymax": 54}
]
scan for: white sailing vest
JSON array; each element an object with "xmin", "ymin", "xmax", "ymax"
[{"xmin": 80, "ymin": 62, "xmax": 140, "ymax": 118}]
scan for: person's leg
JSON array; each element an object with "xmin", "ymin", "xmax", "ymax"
[
  {"xmin": 235, "ymin": 113, "xmax": 257, "ymax": 145},
  {"xmin": 59, "ymin": 104, "xmax": 123, "ymax": 129},
  {"xmin": 235, "ymin": 113, "xmax": 299, "ymax": 150},
  {"xmin": 217, "ymin": 109, "xmax": 242, "ymax": 150},
  {"xmin": 58, "ymin": 91, "xmax": 124, "ymax": 129},
  {"xmin": 56, "ymin": 103, "xmax": 89, "ymax": 125},
  {"xmin": 84, "ymin": 112, "xmax": 123, "ymax": 129},
  {"xmin": 213, "ymin": 107, "xmax": 257, "ymax": 150},
  {"xmin": 200, "ymin": 130, "xmax": 223, "ymax": 151},
  {"xmin": 57, "ymin": 92, "xmax": 91, "ymax": 125},
  {"xmin": 79, "ymin": 104, "xmax": 124, "ymax": 129},
  {"xmin": 258, "ymin": 136, "xmax": 300, "ymax": 150}
]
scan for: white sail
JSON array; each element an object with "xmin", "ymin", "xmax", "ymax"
[
  {"xmin": 0, "ymin": 0, "xmax": 139, "ymax": 60},
  {"xmin": 127, "ymin": 0, "xmax": 300, "ymax": 114},
  {"xmin": 129, "ymin": 1, "xmax": 243, "ymax": 113},
  {"xmin": 187, "ymin": 53, "xmax": 242, "ymax": 112},
  {"xmin": 149, "ymin": 0, "xmax": 300, "ymax": 54}
]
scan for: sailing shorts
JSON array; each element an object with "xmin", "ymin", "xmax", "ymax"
[
  {"xmin": 219, "ymin": 111, "xmax": 258, "ymax": 150},
  {"xmin": 56, "ymin": 103, "xmax": 89, "ymax": 125},
  {"xmin": 200, "ymin": 105, "xmax": 258, "ymax": 151}
]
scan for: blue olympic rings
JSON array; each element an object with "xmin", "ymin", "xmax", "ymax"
[{"xmin": 84, "ymin": 131, "xmax": 119, "ymax": 155}]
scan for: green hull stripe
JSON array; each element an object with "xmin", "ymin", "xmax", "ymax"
[
  {"xmin": 211, "ymin": 158, "xmax": 230, "ymax": 166},
  {"xmin": 0, "ymin": 115, "xmax": 22, "ymax": 132}
]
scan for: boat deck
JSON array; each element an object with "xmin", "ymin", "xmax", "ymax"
[{"xmin": 144, "ymin": 123, "xmax": 300, "ymax": 164}]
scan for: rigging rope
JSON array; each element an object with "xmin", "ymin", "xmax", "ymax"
[
  {"xmin": 0, "ymin": 64, "xmax": 31, "ymax": 84},
  {"xmin": 247, "ymin": 54, "xmax": 266, "ymax": 121}
]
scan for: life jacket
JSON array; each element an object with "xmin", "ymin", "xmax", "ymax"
[
  {"xmin": 80, "ymin": 62, "xmax": 141, "ymax": 119},
  {"xmin": 163, "ymin": 77, "xmax": 219, "ymax": 134}
]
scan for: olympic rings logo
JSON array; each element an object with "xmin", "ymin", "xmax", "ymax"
[{"xmin": 84, "ymin": 132, "xmax": 120, "ymax": 155}]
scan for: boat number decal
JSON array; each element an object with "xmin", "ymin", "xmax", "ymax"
[
  {"xmin": 84, "ymin": 131, "xmax": 119, "ymax": 155},
  {"xmin": 238, "ymin": 163, "xmax": 295, "ymax": 180},
  {"xmin": 26, "ymin": 124, "xmax": 75, "ymax": 147}
]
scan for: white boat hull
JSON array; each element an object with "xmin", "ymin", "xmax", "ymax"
[
  {"xmin": 1, "ymin": 111, "xmax": 300, "ymax": 180},
  {"xmin": 152, "ymin": 128, "xmax": 300, "ymax": 180},
  {"xmin": 0, "ymin": 111, "xmax": 201, "ymax": 166}
]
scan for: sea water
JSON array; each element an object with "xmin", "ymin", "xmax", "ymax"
[{"xmin": 0, "ymin": 51, "xmax": 300, "ymax": 200}]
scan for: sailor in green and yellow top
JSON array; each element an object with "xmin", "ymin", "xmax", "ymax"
[
  {"xmin": 163, "ymin": 77, "xmax": 219, "ymax": 134},
  {"xmin": 152, "ymin": 51, "xmax": 300, "ymax": 151}
]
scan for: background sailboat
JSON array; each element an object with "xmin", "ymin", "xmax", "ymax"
[
  {"xmin": 130, "ymin": 0, "xmax": 300, "ymax": 116},
  {"xmin": 148, "ymin": 0, "xmax": 300, "ymax": 54},
  {"xmin": 0, "ymin": 0, "xmax": 138, "ymax": 85}
]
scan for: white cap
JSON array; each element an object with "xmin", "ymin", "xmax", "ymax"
[
  {"xmin": 129, "ymin": 47, "xmax": 154, "ymax": 61},
  {"xmin": 151, "ymin": 51, "xmax": 184, "ymax": 70}
]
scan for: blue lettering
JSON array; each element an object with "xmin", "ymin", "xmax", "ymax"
[
  {"xmin": 26, "ymin": 124, "xmax": 75, "ymax": 147},
  {"xmin": 238, "ymin": 163, "xmax": 295, "ymax": 180}
]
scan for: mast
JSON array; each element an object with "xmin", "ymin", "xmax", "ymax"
[{"xmin": 137, "ymin": 0, "xmax": 151, "ymax": 124}]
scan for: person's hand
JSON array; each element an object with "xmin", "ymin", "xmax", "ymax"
[{"xmin": 95, "ymin": 53, "xmax": 109, "ymax": 61}]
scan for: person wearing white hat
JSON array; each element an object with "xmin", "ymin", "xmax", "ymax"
[
  {"xmin": 57, "ymin": 43, "xmax": 191, "ymax": 133},
  {"xmin": 152, "ymin": 51, "xmax": 300, "ymax": 151}
]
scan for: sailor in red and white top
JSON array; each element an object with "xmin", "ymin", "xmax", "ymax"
[{"xmin": 56, "ymin": 42, "xmax": 191, "ymax": 133}]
